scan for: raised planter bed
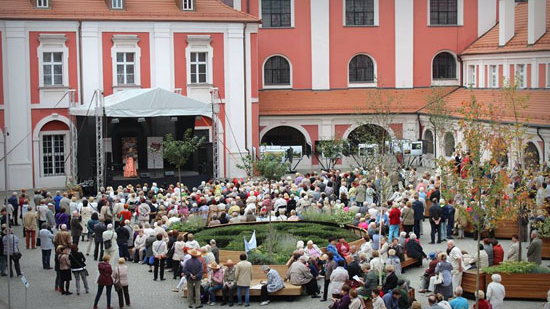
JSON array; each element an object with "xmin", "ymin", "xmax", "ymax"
[
  {"xmin": 462, "ymin": 270, "xmax": 550, "ymax": 300},
  {"xmin": 542, "ymin": 237, "xmax": 550, "ymax": 260}
]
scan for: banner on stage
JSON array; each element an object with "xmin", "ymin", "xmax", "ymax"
[{"xmin": 147, "ymin": 137, "xmax": 164, "ymax": 169}]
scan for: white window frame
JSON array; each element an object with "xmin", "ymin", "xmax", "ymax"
[
  {"xmin": 489, "ymin": 65, "xmax": 498, "ymax": 88},
  {"xmin": 427, "ymin": 0, "xmax": 463, "ymax": 26},
  {"xmin": 42, "ymin": 51, "xmax": 64, "ymax": 86},
  {"xmin": 468, "ymin": 65, "xmax": 476, "ymax": 87},
  {"xmin": 189, "ymin": 52, "xmax": 208, "ymax": 84},
  {"xmin": 115, "ymin": 52, "xmax": 136, "ymax": 85},
  {"xmin": 343, "ymin": 0, "xmax": 379, "ymax": 27},
  {"xmin": 37, "ymin": 0, "xmax": 49, "ymax": 8},
  {"xmin": 431, "ymin": 50, "xmax": 460, "ymax": 86},
  {"xmin": 547, "ymin": 63, "xmax": 550, "ymax": 88},
  {"xmin": 40, "ymin": 132, "xmax": 68, "ymax": 177},
  {"xmin": 182, "ymin": 0, "xmax": 194, "ymax": 10},
  {"xmin": 37, "ymin": 34, "xmax": 69, "ymax": 88},
  {"xmin": 111, "ymin": 35, "xmax": 141, "ymax": 88},
  {"xmin": 515, "ymin": 63, "xmax": 527, "ymax": 88},
  {"xmin": 262, "ymin": 54, "xmax": 293, "ymax": 89},
  {"xmin": 186, "ymin": 35, "xmax": 214, "ymax": 86},
  {"xmin": 258, "ymin": 0, "xmax": 295, "ymax": 28},
  {"xmin": 112, "ymin": 0, "xmax": 124, "ymax": 9},
  {"xmin": 347, "ymin": 53, "xmax": 377, "ymax": 88}
]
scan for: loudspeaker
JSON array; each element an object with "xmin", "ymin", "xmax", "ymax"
[
  {"xmin": 140, "ymin": 172, "xmax": 150, "ymax": 178},
  {"xmin": 164, "ymin": 171, "xmax": 175, "ymax": 177}
]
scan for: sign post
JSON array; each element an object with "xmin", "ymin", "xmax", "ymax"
[{"xmin": 21, "ymin": 275, "xmax": 30, "ymax": 309}]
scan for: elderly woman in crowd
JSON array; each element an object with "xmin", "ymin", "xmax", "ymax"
[{"xmin": 112, "ymin": 258, "xmax": 131, "ymax": 308}]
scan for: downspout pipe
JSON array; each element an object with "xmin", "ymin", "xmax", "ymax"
[
  {"xmin": 243, "ymin": 22, "xmax": 249, "ymax": 154},
  {"xmin": 417, "ymin": 113, "xmax": 422, "ymax": 140},
  {"xmin": 537, "ymin": 127, "xmax": 546, "ymax": 163}
]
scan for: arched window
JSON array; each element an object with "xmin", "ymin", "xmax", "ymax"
[
  {"xmin": 524, "ymin": 142, "xmax": 540, "ymax": 168},
  {"xmin": 264, "ymin": 56, "xmax": 291, "ymax": 86},
  {"xmin": 444, "ymin": 132, "xmax": 455, "ymax": 157},
  {"xmin": 424, "ymin": 130, "xmax": 434, "ymax": 154},
  {"xmin": 433, "ymin": 52, "xmax": 456, "ymax": 79},
  {"xmin": 349, "ymin": 54, "xmax": 375, "ymax": 83}
]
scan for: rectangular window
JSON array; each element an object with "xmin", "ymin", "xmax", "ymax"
[
  {"xmin": 116, "ymin": 52, "xmax": 135, "ymax": 85},
  {"xmin": 489, "ymin": 65, "xmax": 498, "ymax": 88},
  {"xmin": 516, "ymin": 64, "xmax": 526, "ymax": 88},
  {"xmin": 190, "ymin": 52, "xmax": 207, "ymax": 84},
  {"xmin": 112, "ymin": 0, "xmax": 123, "ymax": 9},
  {"xmin": 43, "ymin": 52, "xmax": 63, "ymax": 86},
  {"xmin": 430, "ymin": 0, "xmax": 458, "ymax": 25},
  {"xmin": 345, "ymin": 0, "xmax": 375, "ymax": 26},
  {"xmin": 42, "ymin": 134, "xmax": 65, "ymax": 177},
  {"xmin": 37, "ymin": 0, "xmax": 49, "ymax": 8},
  {"xmin": 182, "ymin": 0, "xmax": 193, "ymax": 10},
  {"xmin": 262, "ymin": 0, "xmax": 292, "ymax": 28},
  {"xmin": 468, "ymin": 65, "xmax": 476, "ymax": 86}
]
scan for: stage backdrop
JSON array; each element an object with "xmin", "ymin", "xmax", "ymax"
[{"xmin": 147, "ymin": 137, "xmax": 164, "ymax": 169}]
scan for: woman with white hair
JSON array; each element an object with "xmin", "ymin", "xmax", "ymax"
[
  {"xmin": 544, "ymin": 289, "xmax": 550, "ymax": 309},
  {"xmin": 486, "ymin": 274, "xmax": 505, "ymax": 309}
]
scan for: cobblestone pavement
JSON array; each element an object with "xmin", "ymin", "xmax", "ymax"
[{"xmin": 0, "ymin": 220, "xmax": 547, "ymax": 309}]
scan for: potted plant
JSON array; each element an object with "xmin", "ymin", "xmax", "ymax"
[{"xmin": 480, "ymin": 261, "xmax": 550, "ymax": 300}]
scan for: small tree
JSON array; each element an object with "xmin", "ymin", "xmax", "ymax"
[
  {"xmin": 314, "ymin": 139, "xmax": 349, "ymax": 170},
  {"xmin": 254, "ymin": 152, "xmax": 290, "ymax": 181},
  {"xmin": 424, "ymin": 88, "xmax": 454, "ymax": 159},
  {"xmin": 162, "ymin": 130, "xmax": 205, "ymax": 183}
]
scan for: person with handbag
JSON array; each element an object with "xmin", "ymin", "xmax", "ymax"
[
  {"xmin": 58, "ymin": 246, "xmax": 73, "ymax": 295},
  {"xmin": 112, "ymin": 258, "xmax": 131, "ymax": 308},
  {"xmin": 2, "ymin": 228, "xmax": 22, "ymax": 277},
  {"xmin": 102, "ymin": 224, "xmax": 118, "ymax": 268},
  {"xmin": 94, "ymin": 254, "xmax": 114, "ymax": 309},
  {"xmin": 69, "ymin": 244, "xmax": 89, "ymax": 295},
  {"xmin": 434, "ymin": 252, "xmax": 453, "ymax": 300},
  {"xmin": 171, "ymin": 234, "xmax": 186, "ymax": 279},
  {"xmin": 152, "ymin": 233, "xmax": 167, "ymax": 281}
]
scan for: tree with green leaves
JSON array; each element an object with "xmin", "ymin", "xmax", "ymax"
[
  {"xmin": 162, "ymin": 130, "xmax": 205, "ymax": 183},
  {"xmin": 314, "ymin": 139, "xmax": 349, "ymax": 170}
]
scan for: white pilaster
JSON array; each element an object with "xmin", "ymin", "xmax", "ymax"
[
  {"xmin": 81, "ymin": 22, "xmax": 102, "ymax": 104},
  {"xmin": 310, "ymin": 0, "xmax": 330, "ymax": 90},
  {"xmin": 225, "ymin": 26, "xmax": 247, "ymax": 178},
  {"xmin": 478, "ymin": 0, "xmax": 497, "ymax": 37},
  {"xmin": 528, "ymin": 0, "xmax": 546, "ymax": 45},
  {"xmin": 499, "ymin": 0, "xmax": 515, "ymax": 46},
  {"xmin": 153, "ymin": 23, "xmax": 172, "ymax": 90},
  {"xmin": 395, "ymin": 0, "xmax": 414, "ymax": 88},
  {"xmin": 5, "ymin": 21, "xmax": 33, "ymax": 190},
  {"xmin": 531, "ymin": 58, "xmax": 538, "ymax": 88},
  {"xmin": 479, "ymin": 61, "xmax": 485, "ymax": 88},
  {"xmin": 233, "ymin": 0, "xmax": 242, "ymax": 11}
]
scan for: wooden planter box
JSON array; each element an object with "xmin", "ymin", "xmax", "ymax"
[
  {"xmin": 481, "ymin": 219, "xmax": 518, "ymax": 239},
  {"xmin": 488, "ymin": 273, "xmax": 550, "ymax": 300},
  {"xmin": 461, "ymin": 270, "xmax": 486, "ymax": 296},
  {"xmin": 542, "ymin": 237, "xmax": 550, "ymax": 259}
]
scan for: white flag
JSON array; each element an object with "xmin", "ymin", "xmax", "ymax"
[{"xmin": 244, "ymin": 230, "xmax": 257, "ymax": 253}]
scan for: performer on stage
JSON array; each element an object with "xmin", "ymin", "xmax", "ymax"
[{"xmin": 123, "ymin": 153, "xmax": 138, "ymax": 178}]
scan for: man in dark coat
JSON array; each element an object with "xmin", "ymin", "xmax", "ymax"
[
  {"xmin": 405, "ymin": 234, "xmax": 426, "ymax": 267},
  {"xmin": 428, "ymin": 198, "xmax": 442, "ymax": 244},
  {"xmin": 412, "ymin": 194, "xmax": 424, "ymax": 237},
  {"xmin": 93, "ymin": 217, "xmax": 107, "ymax": 261}
]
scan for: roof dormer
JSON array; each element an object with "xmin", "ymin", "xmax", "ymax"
[
  {"xmin": 31, "ymin": 0, "xmax": 51, "ymax": 9},
  {"xmin": 176, "ymin": 0, "xmax": 194, "ymax": 11},
  {"xmin": 106, "ymin": 0, "xmax": 125, "ymax": 10}
]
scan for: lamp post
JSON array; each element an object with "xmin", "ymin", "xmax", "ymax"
[{"xmin": 3, "ymin": 128, "xmax": 10, "ymax": 309}]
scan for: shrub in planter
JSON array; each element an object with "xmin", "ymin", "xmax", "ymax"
[
  {"xmin": 532, "ymin": 217, "xmax": 550, "ymax": 238},
  {"xmin": 482, "ymin": 261, "xmax": 536, "ymax": 274}
]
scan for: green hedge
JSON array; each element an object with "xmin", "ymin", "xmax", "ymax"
[{"xmin": 193, "ymin": 222, "xmax": 360, "ymax": 253}]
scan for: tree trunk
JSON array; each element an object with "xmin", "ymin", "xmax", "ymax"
[{"xmin": 178, "ymin": 166, "xmax": 182, "ymax": 184}]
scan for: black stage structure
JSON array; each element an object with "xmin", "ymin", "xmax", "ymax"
[{"xmin": 70, "ymin": 88, "xmax": 213, "ymax": 195}]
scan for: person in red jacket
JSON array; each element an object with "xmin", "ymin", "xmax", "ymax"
[
  {"xmin": 94, "ymin": 255, "xmax": 114, "ymax": 309},
  {"xmin": 336, "ymin": 238, "xmax": 350, "ymax": 258},
  {"xmin": 491, "ymin": 239, "xmax": 504, "ymax": 266},
  {"xmin": 118, "ymin": 205, "xmax": 132, "ymax": 223},
  {"xmin": 388, "ymin": 203, "xmax": 401, "ymax": 242}
]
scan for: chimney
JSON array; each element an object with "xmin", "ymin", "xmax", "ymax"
[
  {"xmin": 528, "ymin": 0, "xmax": 547, "ymax": 44},
  {"xmin": 499, "ymin": 0, "xmax": 515, "ymax": 46}
]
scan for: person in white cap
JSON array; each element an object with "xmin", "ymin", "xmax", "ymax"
[{"xmin": 102, "ymin": 224, "xmax": 118, "ymax": 267}]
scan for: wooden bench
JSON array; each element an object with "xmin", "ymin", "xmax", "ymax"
[
  {"xmin": 183, "ymin": 264, "xmax": 304, "ymax": 297},
  {"xmin": 401, "ymin": 255, "xmax": 419, "ymax": 269}
]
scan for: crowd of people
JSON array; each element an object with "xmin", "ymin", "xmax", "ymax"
[{"xmin": 0, "ymin": 165, "xmax": 549, "ymax": 309}]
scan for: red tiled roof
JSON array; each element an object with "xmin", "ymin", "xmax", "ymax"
[
  {"xmin": 0, "ymin": 0, "xmax": 258, "ymax": 22},
  {"xmin": 418, "ymin": 88, "xmax": 550, "ymax": 126},
  {"xmin": 258, "ymin": 87, "xmax": 458, "ymax": 116},
  {"xmin": 461, "ymin": 1, "xmax": 550, "ymax": 55}
]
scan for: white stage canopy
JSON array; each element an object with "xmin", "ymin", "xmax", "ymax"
[{"xmin": 70, "ymin": 88, "xmax": 212, "ymax": 118}]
